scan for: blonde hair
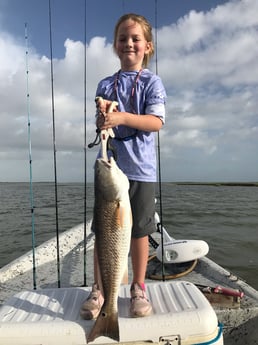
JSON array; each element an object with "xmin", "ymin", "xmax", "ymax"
[{"xmin": 113, "ymin": 13, "xmax": 154, "ymax": 68}]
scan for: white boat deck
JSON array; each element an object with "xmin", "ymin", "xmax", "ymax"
[{"xmin": 0, "ymin": 281, "xmax": 222, "ymax": 345}]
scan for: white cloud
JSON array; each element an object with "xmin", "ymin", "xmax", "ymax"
[
  {"xmin": 153, "ymin": 0, "xmax": 258, "ymax": 181},
  {"xmin": 157, "ymin": 0, "xmax": 258, "ymax": 88},
  {"xmin": 0, "ymin": 0, "xmax": 258, "ymax": 181}
]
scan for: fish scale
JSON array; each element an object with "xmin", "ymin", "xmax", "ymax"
[
  {"xmin": 95, "ymin": 201, "xmax": 129, "ymax": 303},
  {"xmin": 87, "ymin": 157, "xmax": 132, "ymax": 343}
]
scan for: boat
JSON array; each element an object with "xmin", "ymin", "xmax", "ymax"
[{"xmin": 1, "ymin": 216, "xmax": 258, "ymax": 344}]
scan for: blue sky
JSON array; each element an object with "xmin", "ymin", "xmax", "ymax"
[
  {"xmin": 1, "ymin": 0, "xmax": 228, "ymax": 57},
  {"xmin": 0, "ymin": 0, "xmax": 258, "ymax": 182}
]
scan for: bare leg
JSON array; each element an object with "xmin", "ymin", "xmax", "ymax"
[
  {"xmin": 121, "ymin": 257, "xmax": 129, "ymax": 284},
  {"xmin": 80, "ymin": 245, "xmax": 104, "ymax": 320},
  {"xmin": 130, "ymin": 235, "xmax": 152, "ymax": 317},
  {"xmin": 93, "ymin": 244, "xmax": 103, "ymax": 294},
  {"xmin": 130, "ymin": 235, "xmax": 149, "ymax": 284}
]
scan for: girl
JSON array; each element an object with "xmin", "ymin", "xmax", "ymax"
[{"xmin": 81, "ymin": 13, "xmax": 166, "ymax": 319}]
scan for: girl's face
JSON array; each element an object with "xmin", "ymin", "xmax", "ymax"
[{"xmin": 114, "ymin": 19, "xmax": 151, "ymax": 71}]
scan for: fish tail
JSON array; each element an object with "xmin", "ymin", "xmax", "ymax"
[{"xmin": 87, "ymin": 308, "xmax": 119, "ymax": 343}]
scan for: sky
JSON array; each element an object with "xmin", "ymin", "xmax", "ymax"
[{"xmin": 0, "ymin": 0, "xmax": 257, "ymax": 182}]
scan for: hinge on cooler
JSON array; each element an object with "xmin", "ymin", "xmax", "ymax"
[{"xmin": 159, "ymin": 335, "xmax": 180, "ymax": 345}]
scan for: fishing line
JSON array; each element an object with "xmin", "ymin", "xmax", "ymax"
[
  {"xmin": 154, "ymin": 0, "xmax": 165, "ymax": 282},
  {"xmin": 48, "ymin": 0, "xmax": 61, "ymax": 288},
  {"xmin": 83, "ymin": 0, "xmax": 88, "ymax": 287},
  {"xmin": 25, "ymin": 23, "xmax": 37, "ymax": 290}
]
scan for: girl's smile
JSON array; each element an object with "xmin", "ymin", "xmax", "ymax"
[{"xmin": 114, "ymin": 19, "xmax": 151, "ymax": 71}]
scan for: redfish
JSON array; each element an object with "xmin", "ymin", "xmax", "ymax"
[{"xmin": 87, "ymin": 157, "xmax": 132, "ymax": 343}]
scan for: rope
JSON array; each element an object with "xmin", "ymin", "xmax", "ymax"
[
  {"xmin": 147, "ymin": 257, "xmax": 198, "ymax": 280},
  {"xmin": 48, "ymin": 0, "xmax": 61, "ymax": 288},
  {"xmin": 25, "ymin": 23, "xmax": 37, "ymax": 290}
]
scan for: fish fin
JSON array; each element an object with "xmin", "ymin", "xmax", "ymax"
[
  {"xmin": 116, "ymin": 201, "xmax": 132, "ymax": 230},
  {"xmin": 87, "ymin": 308, "xmax": 119, "ymax": 343},
  {"xmin": 115, "ymin": 203, "xmax": 122, "ymax": 228}
]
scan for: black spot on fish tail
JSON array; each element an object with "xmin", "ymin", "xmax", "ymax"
[{"xmin": 87, "ymin": 309, "xmax": 119, "ymax": 343}]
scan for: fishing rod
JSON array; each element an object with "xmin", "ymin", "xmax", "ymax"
[
  {"xmin": 48, "ymin": 0, "xmax": 61, "ymax": 288},
  {"xmin": 25, "ymin": 23, "xmax": 37, "ymax": 290},
  {"xmin": 83, "ymin": 0, "xmax": 88, "ymax": 287},
  {"xmin": 154, "ymin": 0, "xmax": 165, "ymax": 281}
]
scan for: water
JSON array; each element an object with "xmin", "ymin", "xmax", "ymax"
[{"xmin": 0, "ymin": 182, "xmax": 258, "ymax": 290}]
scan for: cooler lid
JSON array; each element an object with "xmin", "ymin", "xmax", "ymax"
[{"xmin": 0, "ymin": 281, "xmax": 218, "ymax": 344}]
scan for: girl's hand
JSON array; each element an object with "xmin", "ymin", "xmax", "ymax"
[
  {"xmin": 96, "ymin": 98, "xmax": 118, "ymax": 115},
  {"xmin": 101, "ymin": 111, "xmax": 123, "ymax": 129},
  {"xmin": 96, "ymin": 98, "xmax": 118, "ymax": 129}
]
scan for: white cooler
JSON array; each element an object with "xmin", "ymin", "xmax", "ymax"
[{"xmin": 0, "ymin": 281, "xmax": 223, "ymax": 344}]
